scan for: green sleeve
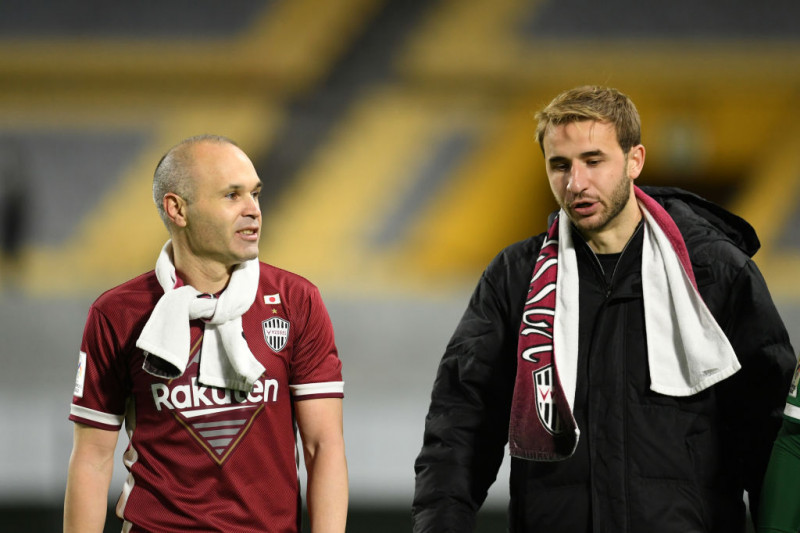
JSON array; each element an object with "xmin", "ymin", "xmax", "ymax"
[{"xmin": 758, "ymin": 419, "xmax": 800, "ymax": 532}]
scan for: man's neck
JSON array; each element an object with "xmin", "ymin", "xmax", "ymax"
[
  {"xmin": 172, "ymin": 248, "xmax": 233, "ymax": 294},
  {"xmin": 583, "ymin": 205, "xmax": 642, "ymax": 254}
]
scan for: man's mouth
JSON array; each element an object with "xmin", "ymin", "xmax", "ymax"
[
  {"xmin": 570, "ymin": 200, "xmax": 597, "ymax": 216},
  {"xmin": 237, "ymin": 228, "xmax": 260, "ymax": 240}
]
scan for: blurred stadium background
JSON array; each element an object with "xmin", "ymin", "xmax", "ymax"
[{"xmin": 0, "ymin": 0, "xmax": 799, "ymax": 531}]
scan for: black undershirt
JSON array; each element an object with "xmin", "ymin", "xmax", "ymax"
[{"xmin": 596, "ymin": 252, "xmax": 622, "ymax": 285}]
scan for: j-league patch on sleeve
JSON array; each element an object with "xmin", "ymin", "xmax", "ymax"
[{"xmin": 74, "ymin": 351, "xmax": 87, "ymax": 398}]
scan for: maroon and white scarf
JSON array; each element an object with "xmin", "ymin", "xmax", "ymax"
[{"xmin": 508, "ymin": 187, "xmax": 740, "ymax": 461}]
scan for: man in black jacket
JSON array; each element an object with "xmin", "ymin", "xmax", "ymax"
[{"xmin": 412, "ymin": 85, "xmax": 796, "ymax": 532}]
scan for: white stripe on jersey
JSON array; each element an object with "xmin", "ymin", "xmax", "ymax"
[
  {"xmin": 784, "ymin": 403, "xmax": 800, "ymax": 422},
  {"xmin": 290, "ymin": 381, "xmax": 344, "ymax": 398},
  {"xmin": 70, "ymin": 404, "xmax": 125, "ymax": 427}
]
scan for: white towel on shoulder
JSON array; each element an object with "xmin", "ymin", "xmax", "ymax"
[
  {"xmin": 554, "ymin": 198, "xmax": 741, "ymax": 408},
  {"xmin": 639, "ymin": 206, "xmax": 741, "ymax": 396},
  {"xmin": 136, "ymin": 241, "xmax": 265, "ymax": 392}
]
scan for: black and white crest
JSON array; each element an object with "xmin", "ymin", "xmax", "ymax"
[
  {"xmin": 262, "ymin": 317, "xmax": 289, "ymax": 353},
  {"xmin": 534, "ymin": 365, "xmax": 563, "ymax": 435}
]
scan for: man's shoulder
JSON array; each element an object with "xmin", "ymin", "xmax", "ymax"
[
  {"xmin": 255, "ymin": 261, "xmax": 327, "ymax": 309},
  {"xmin": 86, "ymin": 271, "xmax": 162, "ymax": 336},
  {"xmin": 491, "ymin": 234, "xmax": 547, "ymax": 268},
  {"xmin": 478, "ymin": 234, "xmax": 547, "ymax": 292},
  {"xmin": 643, "ymin": 186, "xmax": 760, "ymax": 259},
  {"xmin": 257, "ymin": 261, "xmax": 317, "ymax": 290},
  {"xmin": 92, "ymin": 271, "xmax": 160, "ymax": 311}
]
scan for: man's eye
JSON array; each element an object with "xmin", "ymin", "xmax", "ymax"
[{"xmin": 226, "ymin": 192, "xmax": 239, "ymax": 200}]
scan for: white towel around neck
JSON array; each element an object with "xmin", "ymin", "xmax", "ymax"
[
  {"xmin": 136, "ymin": 241, "xmax": 265, "ymax": 392},
  {"xmin": 553, "ymin": 203, "xmax": 741, "ymax": 415}
]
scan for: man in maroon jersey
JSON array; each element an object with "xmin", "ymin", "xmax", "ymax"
[{"xmin": 64, "ymin": 135, "xmax": 347, "ymax": 533}]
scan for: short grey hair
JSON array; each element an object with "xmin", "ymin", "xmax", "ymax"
[{"xmin": 152, "ymin": 134, "xmax": 237, "ymax": 227}]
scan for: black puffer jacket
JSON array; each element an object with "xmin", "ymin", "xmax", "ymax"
[{"xmin": 412, "ymin": 187, "xmax": 795, "ymax": 533}]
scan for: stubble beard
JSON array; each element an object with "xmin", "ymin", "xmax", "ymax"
[{"xmin": 565, "ymin": 170, "xmax": 632, "ymax": 234}]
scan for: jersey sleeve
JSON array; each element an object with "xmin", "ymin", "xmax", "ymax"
[
  {"xmin": 288, "ymin": 286, "xmax": 343, "ymax": 401},
  {"xmin": 69, "ymin": 305, "xmax": 129, "ymax": 430},
  {"xmin": 758, "ymin": 419, "xmax": 800, "ymax": 532}
]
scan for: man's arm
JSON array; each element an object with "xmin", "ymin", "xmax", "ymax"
[
  {"xmin": 412, "ymin": 246, "xmax": 531, "ymax": 533},
  {"xmin": 64, "ymin": 422, "xmax": 119, "ymax": 533},
  {"xmin": 295, "ymin": 397, "xmax": 348, "ymax": 533}
]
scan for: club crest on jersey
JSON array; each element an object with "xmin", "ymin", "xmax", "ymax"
[
  {"xmin": 262, "ymin": 317, "xmax": 289, "ymax": 352},
  {"xmin": 534, "ymin": 365, "xmax": 564, "ymax": 435}
]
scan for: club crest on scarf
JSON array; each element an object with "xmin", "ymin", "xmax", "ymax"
[{"xmin": 534, "ymin": 365, "xmax": 563, "ymax": 435}]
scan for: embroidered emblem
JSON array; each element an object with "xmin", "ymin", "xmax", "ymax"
[
  {"xmin": 534, "ymin": 365, "xmax": 564, "ymax": 435},
  {"xmin": 74, "ymin": 351, "xmax": 87, "ymax": 398},
  {"xmin": 262, "ymin": 317, "xmax": 289, "ymax": 353}
]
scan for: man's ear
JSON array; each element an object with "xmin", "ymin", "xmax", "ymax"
[
  {"xmin": 627, "ymin": 144, "xmax": 646, "ymax": 181},
  {"xmin": 163, "ymin": 193, "xmax": 188, "ymax": 228}
]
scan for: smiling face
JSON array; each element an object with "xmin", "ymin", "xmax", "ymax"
[
  {"xmin": 171, "ymin": 141, "xmax": 262, "ymax": 277},
  {"xmin": 543, "ymin": 120, "xmax": 645, "ymax": 253}
]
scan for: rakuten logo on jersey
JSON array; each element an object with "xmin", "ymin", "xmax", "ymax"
[
  {"xmin": 151, "ymin": 377, "xmax": 279, "ymax": 412},
  {"xmin": 150, "ymin": 377, "xmax": 280, "ymax": 464}
]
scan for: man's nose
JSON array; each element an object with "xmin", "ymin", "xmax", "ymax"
[
  {"xmin": 244, "ymin": 195, "xmax": 261, "ymax": 217},
  {"xmin": 566, "ymin": 165, "xmax": 585, "ymax": 194}
]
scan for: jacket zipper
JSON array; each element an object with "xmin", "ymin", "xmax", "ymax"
[{"xmin": 584, "ymin": 221, "xmax": 643, "ymax": 531}]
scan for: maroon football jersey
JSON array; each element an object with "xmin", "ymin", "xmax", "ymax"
[{"xmin": 70, "ymin": 262, "xmax": 344, "ymax": 532}]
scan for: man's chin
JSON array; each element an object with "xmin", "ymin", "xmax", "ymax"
[
  {"xmin": 232, "ymin": 247, "xmax": 260, "ymax": 264},
  {"xmin": 568, "ymin": 214, "xmax": 608, "ymax": 237},
  {"xmin": 566, "ymin": 210, "xmax": 600, "ymax": 229}
]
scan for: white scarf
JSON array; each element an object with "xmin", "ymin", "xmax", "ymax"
[{"xmin": 136, "ymin": 241, "xmax": 264, "ymax": 392}]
